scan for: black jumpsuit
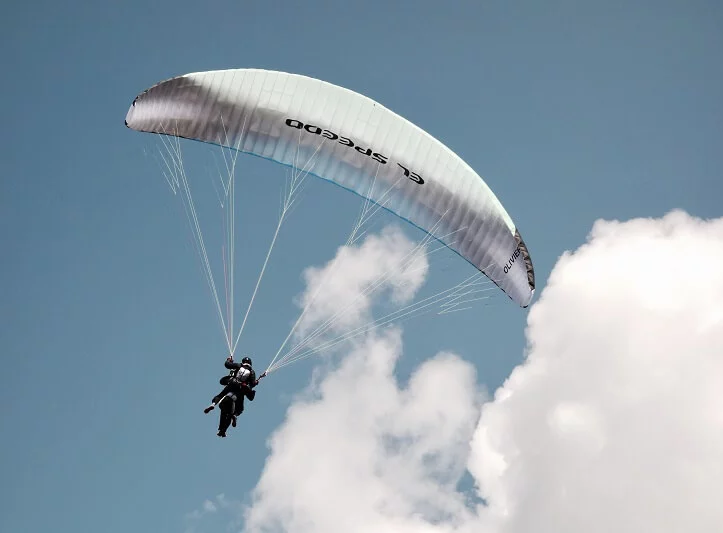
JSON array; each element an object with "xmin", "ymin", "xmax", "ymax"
[{"xmin": 213, "ymin": 360, "xmax": 257, "ymax": 434}]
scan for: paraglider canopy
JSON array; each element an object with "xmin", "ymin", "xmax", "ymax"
[{"xmin": 125, "ymin": 68, "xmax": 535, "ymax": 307}]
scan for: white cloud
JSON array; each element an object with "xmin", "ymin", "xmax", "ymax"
[
  {"xmin": 293, "ymin": 225, "xmax": 428, "ymax": 342},
  {"xmin": 184, "ymin": 493, "xmax": 243, "ymax": 533},
  {"xmin": 242, "ymin": 210, "xmax": 723, "ymax": 533},
  {"xmin": 469, "ymin": 209, "xmax": 723, "ymax": 533},
  {"xmin": 245, "ymin": 226, "xmax": 478, "ymax": 533},
  {"xmin": 202, "ymin": 499, "xmax": 217, "ymax": 513}
]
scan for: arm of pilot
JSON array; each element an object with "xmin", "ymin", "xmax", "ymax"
[{"xmin": 225, "ymin": 358, "xmax": 242, "ymax": 370}]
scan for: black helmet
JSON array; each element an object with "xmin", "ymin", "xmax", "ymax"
[{"xmin": 241, "ymin": 356, "xmax": 252, "ymax": 366}]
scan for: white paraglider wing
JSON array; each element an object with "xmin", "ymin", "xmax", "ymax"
[{"xmin": 125, "ymin": 69, "xmax": 535, "ymax": 307}]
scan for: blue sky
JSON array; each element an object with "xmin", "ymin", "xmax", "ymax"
[{"xmin": 1, "ymin": 1, "xmax": 721, "ymax": 532}]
